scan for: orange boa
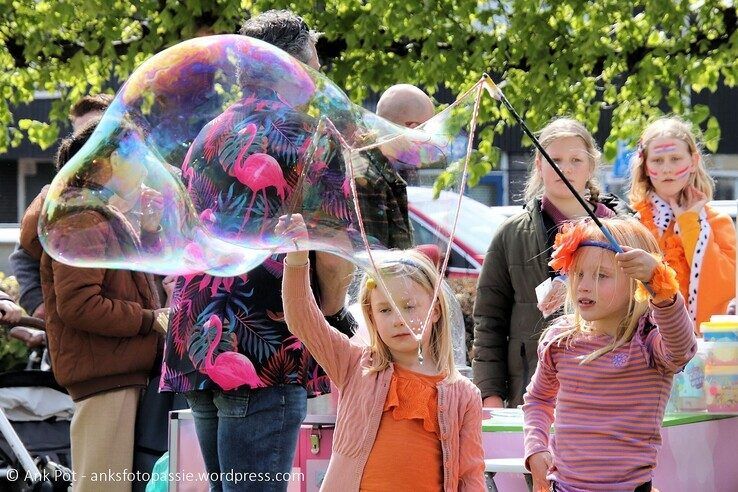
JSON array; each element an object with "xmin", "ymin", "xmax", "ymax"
[{"xmin": 633, "ymin": 200, "xmax": 691, "ymax": 300}]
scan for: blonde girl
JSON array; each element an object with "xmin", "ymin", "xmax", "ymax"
[
  {"xmin": 524, "ymin": 217, "xmax": 696, "ymax": 492},
  {"xmin": 278, "ymin": 213, "xmax": 485, "ymax": 491},
  {"xmin": 473, "ymin": 117, "xmax": 629, "ymax": 408},
  {"xmin": 629, "ymin": 116, "xmax": 736, "ymax": 329}
]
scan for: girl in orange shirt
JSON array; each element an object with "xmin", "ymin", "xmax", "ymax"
[
  {"xmin": 628, "ymin": 116, "xmax": 736, "ymax": 330},
  {"xmin": 278, "ymin": 213, "xmax": 485, "ymax": 491}
]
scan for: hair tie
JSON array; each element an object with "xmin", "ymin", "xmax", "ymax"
[{"xmin": 579, "ymin": 240, "xmax": 619, "ymax": 254}]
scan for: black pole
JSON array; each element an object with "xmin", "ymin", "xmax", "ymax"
[{"xmin": 483, "ymin": 74, "xmax": 623, "ymax": 253}]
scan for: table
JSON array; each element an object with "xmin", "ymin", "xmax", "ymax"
[
  {"xmin": 482, "ymin": 409, "xmax": 738, "ymax": 491},
  {"xmin": 168, "ymin": 409, "xmax": 738, "ymax": 491}
]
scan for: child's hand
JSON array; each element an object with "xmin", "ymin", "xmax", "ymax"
[
  {"xmin": 482, "ymin": 395, "xmax": 504, "ymax": 408},
  {"xmin": 527, "ymin": 451, "xmax": 553, "ymax": 491},
  {"xmin": 670, "ymin": 185, "xmax": 708, "ymax": 216},
  {"xmin": 276, "ymin": 214, "xmax": 309, "ymax": 265},
  {"xmin": 615, "ymin": 247, "xmax": 658, "ymax": 283}
]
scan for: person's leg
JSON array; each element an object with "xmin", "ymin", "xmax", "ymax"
[
  {"xmin": 215, "ymin": 385, "xmax": 307, "ymax": 492},
  {"xmin": 70, "ymin": 387, "xmax": 139, "ymax": 492},
  {"xmin": 185, "ymin": 390, "xmax": 222, "ymax": 492}
]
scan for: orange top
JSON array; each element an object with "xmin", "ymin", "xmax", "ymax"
[
  {"xmin": 634, "ymin": 201, "xmax": 736, "ymax": 330},
  {"xmin": 360, "ymin": 365, "xmax": 446, "ymax": 491}
]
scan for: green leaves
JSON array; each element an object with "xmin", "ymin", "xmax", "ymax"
[
  {"xmin": 18, "ymin": 119, "xmax": 58, "ymax": 149},
  {"xmin": 704, "ymin": 116, "xmax": 721, "ymax": 153},
  {"xmin": 0, "ymin": 0, "xmax": 733, "ymax": 165}
]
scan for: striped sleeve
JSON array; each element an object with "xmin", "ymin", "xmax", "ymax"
[
  {"xmin": 522, "ymin": 331, "xmax": 560, "ymax": 467},
  {"xmin": 646, "ymin": 294, "xmax": 697, "ymax": 374}
]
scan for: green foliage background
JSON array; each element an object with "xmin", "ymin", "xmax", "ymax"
[
  {"xmin": 0, "ymin": 273, "xmax": 29, "ymax": 372},
  {"xmin": 1, "ymin": 0, "xmax": 736, "ymax": 180}
]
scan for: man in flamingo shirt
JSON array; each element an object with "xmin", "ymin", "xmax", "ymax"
[{"xmin": 159, "ymin": 10, "xmax": 357, "ymax": 492}]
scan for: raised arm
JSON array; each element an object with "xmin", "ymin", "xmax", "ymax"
[
  {"xmin": 282, "ymin": 256, "xmax": 362, "ymax": 389},
  {"xmin": 647, "ymin": 295, "xmax": 697, "ymax": 374}
]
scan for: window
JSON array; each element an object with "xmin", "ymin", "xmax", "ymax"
[{"xmin": 0, "ymin": 160, "xmax": 17, "ymax": 224}]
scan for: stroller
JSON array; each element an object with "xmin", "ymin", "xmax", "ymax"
[
  {"xmin": 0, "ymin": 316, "xmax": 73, "ymax": 491},
  {"xmin": 0, "ymin": 315, "xmax": 188, "ymax": 492}
]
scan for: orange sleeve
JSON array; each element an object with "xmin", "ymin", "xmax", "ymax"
[{"xmin": 704, "ymin": 211, "xmax": 736, "ymax": 292}]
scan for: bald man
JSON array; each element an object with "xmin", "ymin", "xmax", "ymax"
[
  {"xmin": 353, "ymin": 84, "xmax": 435, "ymax": 249},
  {"xmin": 376, "ymin": 84, "xmax": 435, "ymax": 128}
]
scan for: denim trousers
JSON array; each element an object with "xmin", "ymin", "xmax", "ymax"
[{"xmin": 185, "ymin": 385, "xmax": 307, "ymax": 492}]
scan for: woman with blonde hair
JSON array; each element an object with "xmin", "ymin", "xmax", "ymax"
[
  {"xmin": 473, "ymin": 117, "xmax": 630, "ymax": 407},
  {"xmin": 628, "ymin": 116, "xmax": 735, "ymax": 329}
]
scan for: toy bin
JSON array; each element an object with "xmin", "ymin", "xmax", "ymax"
[
  {"xmin": 672, "ymin": 350, "xmax": 707, "ymax": 411},
  {"xmin": 704, "ymin": 341, "xmax": 738, "ymax": 367},
  {"xmin": 701, "ymin": 320, "xmax": 738, "ymax": 342},
  {"xmin": 704, "ymin": 365, "xmax": 738, "ymax": 413}
]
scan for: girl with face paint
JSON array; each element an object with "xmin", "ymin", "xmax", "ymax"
[{"xmin": 628, "ymin": 116, "xmax": 736, "ymax": 330}]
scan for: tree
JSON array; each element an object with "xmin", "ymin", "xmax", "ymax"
[{"xmin": 2, "ymin": 0, "xmax": 736, "ymax": 177}]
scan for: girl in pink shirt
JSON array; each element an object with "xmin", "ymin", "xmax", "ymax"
[
  {"xmin": 278, "ymin": 213, "xmax": 485, "ymax": 491},
  {"xmin": 524, "ymin": 217, "xmax": 696, "ymax": 492}
]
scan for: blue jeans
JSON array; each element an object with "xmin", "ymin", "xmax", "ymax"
[{"xmin": 185, "ymin": 385, "xmax": 307, "ymax": 492}]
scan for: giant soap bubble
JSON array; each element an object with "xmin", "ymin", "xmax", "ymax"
[{"xmin": 39, "ymin": 35, "xmax": 486, "ymax": 283}]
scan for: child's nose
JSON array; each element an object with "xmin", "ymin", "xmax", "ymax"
[{"xmin": 578, "ymin": 278, "xmax": 592, "ymax": 292}]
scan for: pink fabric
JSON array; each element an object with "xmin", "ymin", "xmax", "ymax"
[
  {"xmin": 282, "ymin": 261, "xmax": 486, "ymax": 491},
  {"xmin": 523, "ymin": 296, "xmax": 697, "ymax": 491}
]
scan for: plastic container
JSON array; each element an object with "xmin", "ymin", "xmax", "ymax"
[
  {"xmin": 704, "ymin": 340, "xmax": 738, "ymax": 366},
  {"xmin": 673, "ymin": 348, "xmax": 707, "ymax": 411},
  {"xmin": 704, "ymin": 365, "xmax": 738, "ymax": 413},
  {"xmin": 701, "ymin": 320, "xmax": 738, "ymax": 342}
]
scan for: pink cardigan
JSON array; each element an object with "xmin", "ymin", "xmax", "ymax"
[{"xmin": 283, "ymin": 261, "xmax": 486, "ymax": 491}]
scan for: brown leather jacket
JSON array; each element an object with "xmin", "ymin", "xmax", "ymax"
[{"xmin": 20, "ymin": 191, "xmax": 160, "ymax": 401}]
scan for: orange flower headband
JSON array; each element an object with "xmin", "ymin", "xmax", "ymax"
[
  {"xmin": 548, "ymin": 222, "xmax": 614, "ymax": 275},
  {"xmin": 549, "ymin": 222, "xmax": 679, "ymax": 303}
]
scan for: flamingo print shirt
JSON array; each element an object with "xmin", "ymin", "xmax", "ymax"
[{"xmin": 160, "ymin": 90, "xmax": 345, "ymax": 395}]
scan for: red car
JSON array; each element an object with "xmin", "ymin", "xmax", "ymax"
[{"xmin": 407, "ymin": 186, "xmax": 510, "ymax": 278}]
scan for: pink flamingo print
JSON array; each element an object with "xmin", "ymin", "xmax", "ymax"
[
  {"xmin": 230, "ymin": 124, "xmax": 290, "ymax": 227},
  {"xmin": 199, "ymin": 208, "xmax": 216, "ymax": 225},
  {"xmin": 341, "ymin": 177, "xmax": 352, "ymax": 198},
  {"xmin": 202, "ymin": 314, "xmax": 265, "ymax": 391}
]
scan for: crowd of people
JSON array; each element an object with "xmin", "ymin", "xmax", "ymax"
[{"xmin": 0, "ymin": 7, "xmax": 736, "ymax": 492}]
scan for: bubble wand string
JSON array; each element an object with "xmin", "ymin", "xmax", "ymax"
[{"xmin": 339, "ymin": 80, "xmax": 487, "ymax": 353}]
